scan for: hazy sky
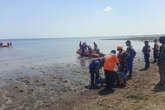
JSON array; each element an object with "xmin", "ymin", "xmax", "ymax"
[{"xmin": 0, "ymin": 0, "xmax": 165, "ymax": 38}]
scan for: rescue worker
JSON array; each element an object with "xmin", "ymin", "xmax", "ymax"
[
  {"xmin": 153, "ymin": 39, "xmax": 159, "ymax": 63},
  {"xmin": 89, "ymin": 58, "xmax": 103, "ymax": 89},
  {"xmin": 104, "ymin": 50, "xmax": 120, "ymax": 91},
  {"xmin": 80, "ymin": 42, "xmax": 86, "ymax": 57},
  {"xmin": 88, "ymin": 45, "xmax": 92, "ymax": 57},
  {"xmin": 125, "ymin": 40, "xmax": 136, "ymax": 78},
  {"xmin": 117, "ymin": 45, "xmax": 128, "ymax": 74},
  {"xmin": 94, "ymin": 42, "xmax": 98, "ymax": 51},
  {"xmin": 142, "ymin": 41, "xmax": 151, "ymax": 70},
  {"xmin": 158, "ymin": 36, "xmax": 165, "ymax": 86},
  {"xmin": 117, "ymin": 45, "xmax": 128, "ymax": 86},
  {"xmin": 79, "ymin": 41, "xmax": 82, "ymax": 49}
]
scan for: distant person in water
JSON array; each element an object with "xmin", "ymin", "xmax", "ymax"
[
  {"xmin": 158, "ymin": 36, "xmax": 165, "ymax": 86},
  {"xmin": 88, "ymin": 45, "xmax": 92, "ymax": 57},
  {"xmin": 0, "ymin": 41, "xmax": 3, "ymax": 47},
  {"xmin": 79, "ymin": 41, "xmax": 85, "ymax": 57},
  {"xmin": 142, "ymin": 41, "xmax": 151, "ymax": 70},
  {"xmin": 125, "ymin": 40, "xmax": 136, "ymax": 78},
  {"xmin": 9, "ymin": 42, "xmax": 12, "ymax": 46},
  {"xmin": 79, "ymin": 41, "xmax": 82, "ymax": 49},
  {"xmin": 153, "ymin": 39, "xmax": 159, "ymax": 63},
  {"xmin": 94, "ymin": 42, "xmax": 98, "ymax": 51}
]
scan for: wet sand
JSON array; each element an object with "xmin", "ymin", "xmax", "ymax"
[
  {"xmin": 0, "ymin": 57, "xmax": 94, "ymax": 110},
  {"xmin": 0, "ymin": 53, "xmax": 164, "ymax": 110}
]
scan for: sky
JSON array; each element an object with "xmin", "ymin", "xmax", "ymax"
[{"xmin": 0, "ymin": 0, "xmax": 165, "ymax": 39}]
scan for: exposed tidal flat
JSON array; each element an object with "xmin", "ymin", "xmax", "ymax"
[
  {"xmin": 0, "ymin": 54, "xmax": 145, "ymax": 110},
  {"xmin": 0, "ymin": 37, "xmax": 161, "ymax": 110}
]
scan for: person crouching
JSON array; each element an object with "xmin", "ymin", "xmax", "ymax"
[
  {"xmin": 104, "ymin": 50, "xmax": 120, "ymax": 91},
  {"xmin": 89, "ymin": 58, "xmax": 103, "ymax": 89}
]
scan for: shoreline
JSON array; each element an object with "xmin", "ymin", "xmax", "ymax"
[
  {"xmin": 101, "ymin": 36, "xmax": 160, "ymax": 41},
  {"xmin": 0, "ymin": 53, "xmax": 147, "ymax": 110},
  {"xmin": 0, "ymin": 49, "xmax": 164, "ymax": 110}
]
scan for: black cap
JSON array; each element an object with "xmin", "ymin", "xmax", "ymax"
[
  {"xmin": 126, "ymin": 40, "xmax": 131, "ymax": 44},
  {"xmin": 111, "ymin": 50, "xmax": 116, "ymax": 54}
]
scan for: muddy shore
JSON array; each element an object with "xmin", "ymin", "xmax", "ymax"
[{"xmin": 0, "ymin": 53, "xmax": 164, "ymax": 110}]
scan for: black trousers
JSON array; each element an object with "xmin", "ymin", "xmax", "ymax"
[
  {"xmin": 90, "ymin": 69, "xmax": 99, "ymax": 87},
  {"xmin": 104, "ymin": 70, "xmax": 115, "ymax": 89},
  {"xmin": 153, "ymin": 51, "xmax": 159, "ymax": 62},
  {"xmin": 144, "ymin": 56, "xmax": 150, "ymax": 69}
]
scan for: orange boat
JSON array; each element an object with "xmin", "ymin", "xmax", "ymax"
[
  {"xmin": 2, "ymin": 44, "xmax": 9, "ymax": 47},
  {"xmin": 0, "ymin": 43, "xmax": 10, "ymax": 47},
  {"xmin": 76, "ymin": 49, "xmax": 105, "ymax": 57}
]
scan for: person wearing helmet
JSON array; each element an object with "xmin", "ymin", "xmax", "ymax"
[
  {"xmin": 158, "ymin": 36, "xmax": 165, "ymax": 86},
  {"xmin": 142, "ymin": 41, "xmax": 151, "ymax": 70},
  {"xmin": 104, "ymin": 50, "xmax": 120, "ymax": 91},
  {"xmin": 125, "ymin": 40, "xmax": 136, "ymax": 78},
  {"xmin": 117, "ymin": 45, "xmax": 128, "ymax": 86},
  {"xmin": 153, "ymin": 39, "xmax": 159, "ymax": 63}
]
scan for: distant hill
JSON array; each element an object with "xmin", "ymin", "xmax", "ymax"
[{"xmin": 102, "ymin": 34, "xmax": 164, "ymax": 41}]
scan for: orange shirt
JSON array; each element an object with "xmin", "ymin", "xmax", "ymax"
[{"xmin": 104, "ymin": 54, "xmax": 119, "ymax": 71}]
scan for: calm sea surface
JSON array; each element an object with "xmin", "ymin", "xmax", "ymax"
[{"xmin": 0, "ymin": 37, "xmax": 154, "ymax": 71}]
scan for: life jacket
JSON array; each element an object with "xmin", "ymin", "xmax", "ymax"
[
  {"xmin": 143, "ymin": 45, "xmax": 151, "ymax": 53},
  {"xmin": 118, "ymin": 51, "xmax": 128, "ymax": 64},
  {"xmin": 154, "ymin": 43, "xmax": 159, "ymax": 56},
  {"xmin": 126, "ymin": 46, "xmax": 136, "ymax": 60},
  {"xmin": 104, "ymin": 54, "xmax": 119, "ymax": 71},
  {"xmin": 154, "ymin": 43, "xmax": 159, "ymax": 52}
]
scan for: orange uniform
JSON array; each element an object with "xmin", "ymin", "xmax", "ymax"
[{"xmin": 104, "ymin": 54, "xmax": 120, "ymax": 71}]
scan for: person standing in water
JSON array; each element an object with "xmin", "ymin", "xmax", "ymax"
[
  {"xmin": 158, "ymin": 36, "xmax": 165, "ymax": 86},
  {"xmin": 153, "ymin": 39, "xmax": 159, "ymax": 63},
  {"xmin": 79, "ymin": 41, "xmax": 85, "ymax": 57},
  {"xmin": 94, "ymin": 42, "xmax": 98, "ymax": 51},
  {"xmin": 125, "ymin": 40, "xmax": 136, "ymax": 78},
  {"xmin": 142, "ymin": 41, "xmax": 151, "ymax": 70}
]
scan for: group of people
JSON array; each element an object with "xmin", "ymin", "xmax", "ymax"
[
  {"xmin": 141, "ymin": 39, "xmax": 159, "ymax": 70},
  {"xmin": 88, "ymin": 36, "xmax": 165, "ymax": 91},
  {"xmin": 79, "ymin": 41, "xmax": 100, "ymax": 57},
  {"xmin": 0, "ymin": 41, "xmax": 12, "ymax": 47},
  {"xmin": 89, "ymin": 40, "xmax": 136, "ymax": 91}
]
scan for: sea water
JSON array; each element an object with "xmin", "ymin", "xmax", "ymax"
[{"xmin": 0, "ymin": 37, "xmax": 154, "ymax": 72}]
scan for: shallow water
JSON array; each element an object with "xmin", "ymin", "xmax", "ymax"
[{"xmin": 0, "ymin": 37, "xmax": 154, "ymax": 74}]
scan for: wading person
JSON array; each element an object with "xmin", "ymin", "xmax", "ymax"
[
  {"xmin": 125, "ymin": 40, "xmax": 136, "ymax": 78},
  {"xmin": 153, "ymin": 39, "xmax": 159, "ymax": 63},
  {"xmin": 94, "ymin": 42, "xmax": 98, "ymax": 51},
  {"xmin": 88, "ymin": 45, "xmax": 92, "ymax": 57},
  {"xmin": 158, "ymin": 36, "xmax": 165, "ymax": 86},
  {"xmin": 104, "ymin": 50, "xmax": 120, "ymax": 91},
  {"xmin": 142, "ymin": 41, "xmax": 151, "ymax": 70}
]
